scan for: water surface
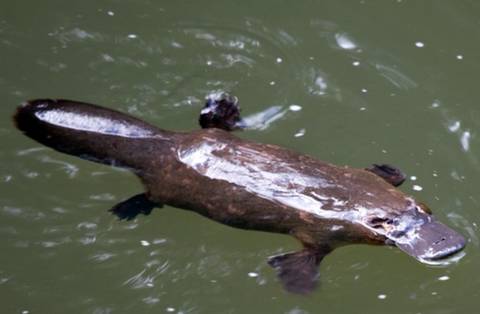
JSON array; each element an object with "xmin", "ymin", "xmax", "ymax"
[{"xmin": 1, "ymin": 1, "xmax": 479, "ymax": 313}]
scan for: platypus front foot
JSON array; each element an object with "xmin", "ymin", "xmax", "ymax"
[
  {"xmin": 366, "ymin": 163, "xmax": 406, "ymax": 187},
  {"xmin": 268, "ymin": 247, "xmax": 331, "ymax": 294},
  {"xmin": 109, "ymin": 193, "xmax": 161, "ymax": 220}
]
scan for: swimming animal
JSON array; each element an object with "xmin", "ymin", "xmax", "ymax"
[{"xmin": 13, "ymin": 95, "xmax": 466, "ymax": 294}]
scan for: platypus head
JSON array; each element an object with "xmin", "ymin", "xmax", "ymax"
[{"xmin": 364, "ymin": 200, "xmax": 466, "ymax": 263}]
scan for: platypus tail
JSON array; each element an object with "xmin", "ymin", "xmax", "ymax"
[{"xmin": 14, "ymin": 99, "xmax": 173, "ymax": 169}]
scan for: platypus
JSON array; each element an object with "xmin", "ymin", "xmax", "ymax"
[{"xmin": 13, "ymin": 95, "xmax": 466, "ymax": 294}]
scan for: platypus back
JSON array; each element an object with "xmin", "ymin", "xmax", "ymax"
[{"xmin": 14, "ymin": 99, "xmax": 174, "ymax": 170}]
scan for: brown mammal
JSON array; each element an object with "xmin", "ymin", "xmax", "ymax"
[{"xmin": 14, "ymin": 96, "xmax": 465, "ymax": 293}]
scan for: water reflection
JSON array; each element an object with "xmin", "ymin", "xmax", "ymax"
[
  {"xmin": 448, "ymin": 212, "xmax": 479, "ymax": 247},
  {"xmin": 437, "ymin": 102, "xmax": 476, "ymax": 160},
  {"xmin": 48, "ymin": 27, "xmax": 105, "ymax": 46},
  {"xmin": 241, "ymin": 105, "xmax": 286, "ymax": 130},
  {"xmin": 312, "ymin": 74, "xmax": 328, "ymax": 95},
  {"xmin": 123, "ymin": 268, "xmax": 158, "ymax": 289},
  {"xmin": 39, "ymin": 155, "xmax": 79, "ymax": 178},
  {"xmin": 460, "ymin": 131, "xmax": 471, "ymax": 152}
]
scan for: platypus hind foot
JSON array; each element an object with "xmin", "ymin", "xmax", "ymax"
[
  {"xmin": 199, "ymin": 93, "xmax": 243, "ymax": 131},
  {"xmin": 109, "ymin": 193, "xmax": 160, "ymax": 220},
  {"xmin": 268, "ymin": 247, "xmax": 331, "ymax": 294},
  {"xmin": 366, "ymin": 163, "xmax": 406, "ymax": 187}
]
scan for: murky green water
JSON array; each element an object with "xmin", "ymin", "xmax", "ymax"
[{"xmin": 1, "ymin": 1, "xmax": 480, "ymax": 313}]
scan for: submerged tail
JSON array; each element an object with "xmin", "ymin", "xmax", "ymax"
[{"xmin": 14, "ymin": 99, "xmax": 173, "ymax": 169}]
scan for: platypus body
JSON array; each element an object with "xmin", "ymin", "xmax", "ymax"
[{"xmin": 14, "ymin": 97, "xmax": 466, "ymax": 293}]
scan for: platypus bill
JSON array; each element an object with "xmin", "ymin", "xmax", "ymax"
[{"xmin": 13, "ymin": 95, "xmax": 466, "ymax": 294}]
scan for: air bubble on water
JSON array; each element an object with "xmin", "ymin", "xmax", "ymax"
[
  {"xmin": 335, "ymin": 33, "xmax": 357, "ymax": 50},
  {"xmin": 314, "ymin": 76, "xmax": 328, "ymax": 93},
  {"xmin": 460, "ymin": 131, "xmax": 470, "ymax": 151},
  {"xmin": 413, "ymin": 185, "xmax": 423, "ymax": 191},
  {"xmin": 294, "ymin": 129, "xmax": 306, "ymax": 138},
  {"xmin": 289, "ymin": 104, "xmax": 302, "ymax": 112},
  {"xmin": 438, "ymin": 275, "xmax": 450, "ymax": 281},
  {"xmin": 448, "ymin": 121, "xmax": 461, "ymax": 133}
]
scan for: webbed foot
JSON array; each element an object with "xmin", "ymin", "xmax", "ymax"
[
  {"xmin": 200, "ymin": 92, "xmax": 287, "ymax": 131},
  {"xmin": 109, "ymin": 193, "xmax": 160, "ymax": 220},
  {"xmin": 366, "ymin": 163, "xmax": 406, "ymax": 187},
  {"xmin": 268, "ymin": 247, "xmax": 331, "ymax": 294},
  {"xmin": 199, "ymin": 93, "xmax": 242, "ymax": 131}
]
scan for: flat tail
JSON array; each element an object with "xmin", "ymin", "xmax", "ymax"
[{"xmin": 14, "ymin": 99, "xmax": 171, "ymax": 168}]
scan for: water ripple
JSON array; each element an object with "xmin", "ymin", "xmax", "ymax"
[
  {"xmin": 123, "ymin": 267, "xmax": 159, "ymax": 289},
  {"xmin": 39, "ymin": 155, "xmax": 79, "ymax": 178},
  {"xmin": 374, "ymin": 63, "xmax": 418, "ymax": 90}
]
